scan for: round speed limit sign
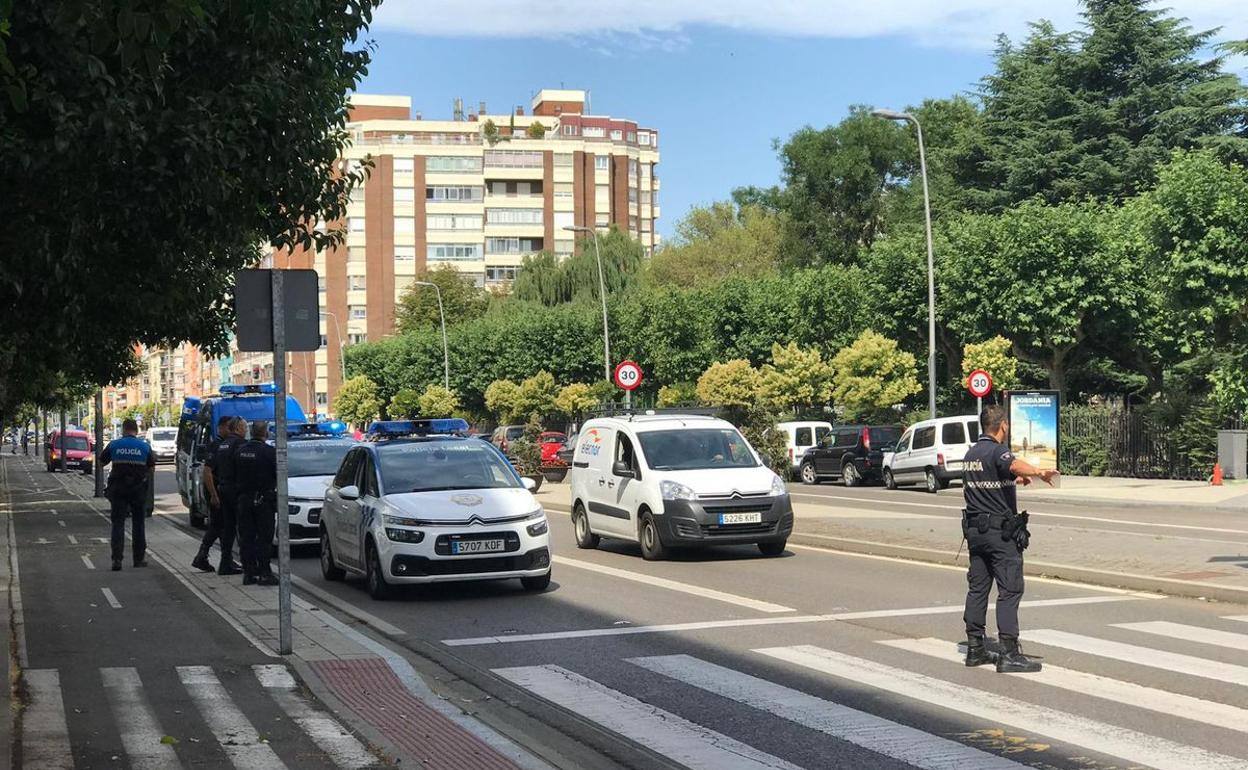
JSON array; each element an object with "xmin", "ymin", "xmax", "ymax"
[
  {"xmin": 967, "ymin": 369, "xmax": 993, "ymax": 399},
  {"xmin": 613, "ymin": 360, "xmax": 644, "ymax": 391}
]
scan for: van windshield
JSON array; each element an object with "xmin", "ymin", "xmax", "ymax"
[
  {"xmin": 289, "ymin": 442, "xmax": 354, "ymax": 478},
  {"xmin": 150, "ymin": 429, "xmax": 177, "ymax": 441},
  {"xmin": 57, "ymin": 436, "xmax": 89, "ymax": 451},
  {"xmin": 638, "ymin": 429, "xmax": 758, "ymax": 471}
]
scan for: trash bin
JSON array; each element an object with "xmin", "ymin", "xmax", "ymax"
[{"xmin": 1217, "ymin": 430, "xmax": 1248, "ymax": 480}]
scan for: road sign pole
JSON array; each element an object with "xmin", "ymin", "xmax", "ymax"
[
  {"xmin": 977, "ymin": 396, "xmax": 982, "ymax": 417},
  {"xmin": 272, "ymin": 269, "xmax": 292, "ymax": 656},
  {"xmin": 59, "ymin": 407, "xmax": 67, "ymax": 472},
  {"xmin": 94, "ymin": 390, "xmax": 105, "ymax": 497}
]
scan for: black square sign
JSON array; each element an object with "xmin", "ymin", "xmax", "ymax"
[{"xmin": 234, "ymin": 269, "xmax": 322, "ymax": 352}]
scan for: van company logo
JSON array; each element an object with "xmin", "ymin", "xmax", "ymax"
[
  {"xmin": 580, "ymin": 429, "xmax": 604, "ymax": 457},
  {"xmin": 450, "ymin": 493, "xmax": 484, "ymax": 507}
]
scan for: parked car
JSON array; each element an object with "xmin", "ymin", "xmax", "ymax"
[
  {"xmin": 490, "ymin": 424, "xmax": 526, "ymax": 454},
  {"xmin": 884, "ymin": 415, "xmax": 980, "ymax": 493},
  {"xmin": 777, "ymin": 420, "xmax": 832, "ymax": 478},
  {"xmin": 45, "ymin": 429, "xmax": 94, "ymax": 474},
  {"xmin": 284, "ymin": 424, "xmax": 358, "ymax": 547},
  {"xmin": 145, "ymin": 427, "xmax": 179, "ymax": 464},
  {"xmin": 797, "ymin": 425, "xmax": 903, "ymax": 487},
  {"xmin": 539, "ymin": 431, "xmax": 569, "ymax": 482}
]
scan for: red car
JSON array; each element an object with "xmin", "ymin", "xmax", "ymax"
[
  {"xmin": 46, "ymin": 429, "xmax": 94, "ymax": 474},
  {"xmin": 540, "ymin": 432, "xmax": 569, "ymax": 482}
]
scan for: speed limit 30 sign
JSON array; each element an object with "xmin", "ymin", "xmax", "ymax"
[
  {"xmin": 967, "ymin": 369, "xmax": 993, "ymax": 399},
  {"xmin": 613, "ymin": 360, "xmax": 643, "ymax": 391}
]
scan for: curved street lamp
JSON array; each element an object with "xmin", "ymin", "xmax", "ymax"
[{"xmin": 563, "ymin": 225, "xmax": 611, "ymax": 384}]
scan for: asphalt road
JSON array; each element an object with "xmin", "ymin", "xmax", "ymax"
[{"xmin": 137, "ymin": 464, "xmax": 1248, "ymax": 770}]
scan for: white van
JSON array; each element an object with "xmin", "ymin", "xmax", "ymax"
[
  {"xmin": 777, "ymin": 420, "xmax": 832, "ymax": 477},
  {"xmin": 883, "ymin": 414, "xmax": 980, "ymax": 493},
  {"xmin": 568, "ymin": 414, "xmax": 792, "ymax": 560}
]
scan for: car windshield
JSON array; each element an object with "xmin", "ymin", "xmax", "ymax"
[
  {"xmin": 378, "ymin": 440, "xmax": 521, "ymax": 493},
  {"xmin": 638, "ymin": 428, "xmax": 759, "ymax": 471},
  {"xmin": 288, "ymin": 442, "xmax": 354, "ymax": 477},
  {"xmin": 150, "ymin": 429, "xmax": 177, "ymax": 441},
  {"xmin": 541, "ymin": 433, "xmax": 566, "ymax": 444},
  {"xmin": 869, "ymin": 427, "xmax": 901, "ymax": 447},
  {"xmin": 58, "ymin": 436, "xmax": 89, "ymax": 451}
]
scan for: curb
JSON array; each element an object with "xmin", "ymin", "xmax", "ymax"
[{"xmin": 1018, "ymin": 491, "xmax": 1248, "ymax": 514}]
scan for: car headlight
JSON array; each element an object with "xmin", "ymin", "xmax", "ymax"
[
  {"xmin": 771, "ymin": 474, "xmax": 787, "ymax": 496},
  {"xmin": 526, "ymin": 517, "xmax": 548, "ymax": 537},
  {"xmin": 385, "ymin": 528, "xmax": 424, "ymax": 543},
  {"xmin": 660, "ymin": 480, "xmax": 697, "ymax": 501},
  {"xmin": 383, "ymin": 514, "xmax": 421, "ymax": 526}
]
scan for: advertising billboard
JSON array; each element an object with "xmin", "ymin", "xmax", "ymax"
[{"xmin": 1006, "ymin": 390, "xmax": 1060, "ymax": 477}]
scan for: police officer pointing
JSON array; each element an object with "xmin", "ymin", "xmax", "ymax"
[
  {"xmin": 99, "ymin": 418, "xmax": 156, "ymax": 571},
  {"xmin": 234, "ymin": 420, "xmax": 278, "ymax": 586},
  {"xmin": 962, "ymin": 404, "xmax": 1056, "ymax": 673}
]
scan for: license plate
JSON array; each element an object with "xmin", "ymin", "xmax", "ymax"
[
  {"xmin": 451, "ymin": 539, "xmax": 506, "ymax": 555},
  {"xmin": 719, "ymin": 512, "xmax": 762, "ymax": 525}
]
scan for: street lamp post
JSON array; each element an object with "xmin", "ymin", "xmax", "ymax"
[
  {"xmin": 563, "ymin": 225, "xmax": 611, "ymax": 384},
  {"xmin": 873, "ymin": 107, "xmax": 937, "ymax": 420},
  {"xmin": 412, "ymin": 281, "xmax": 450, "ymax": 390},
  {"xmin": 319, "ymin": 310, "xmax": 347, "ymax": 384}
]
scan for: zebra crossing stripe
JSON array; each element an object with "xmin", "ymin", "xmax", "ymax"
[
  {"xmin": 252, "ymin": 665, "xmax": 375, "ymax": 769},
  {"xmin": 1224, "ymin": 615, "xmax": 1248, "ymax": 623},
  {"xmin": 756, "ymin": 645, "xmax": 1248, "ymax": 770},
  {"xmin": 882, "ymin": 638, "xmax": 1248, "ymax": 736},
  {"xmin": 629, "ymin": 654, "xmax": 1024, "ymax": 770},
  {"xmin": 100, "ymin": 668, "xmax": 180, "ymax": 769},
  {"xmin": 1113, "ymin": 621, "xmax": 1248, "ymax": 652},
  {"xmin": 22, "ymin": 669, "xmax": 72, "ymax": 770},
  {"xmin": 494, "ymin": 664, "xmax": 800, "ymax": 769},
  {"xmin": 1028, "ymin": 629, "xmax": 1248, "ymax": 687},
  {"xmin": 177, "ymin": 666, "xmax": 287, "ymax": 769}
]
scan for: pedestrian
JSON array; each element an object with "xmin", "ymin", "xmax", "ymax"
[
  {"xmin": 99, "ymin": 418, "xmax": 156, "ymax": 571},
  {"xmin": 234, "ymin": 420, "xmax": 279, "ymax": 586},
  {"xmin": 20, "ymin": 429, "xmax": 28, "ymax": 456},
  {"xmin": 961, "ymin": 404, "xmax": 1056, "ymax": 673},
  {"xmin": 190, "ymin": 416, "xmax": 245, "ymax": 575}
]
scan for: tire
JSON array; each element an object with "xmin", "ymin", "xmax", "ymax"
[
  {"xmin": 365, "ymin": 541, "xmax": 390, "ymax": 600},
  {"xmin": 521, "ymin": 570, "xmax": 552, "ymax": 591},
  {"xmin": 938, "ymin": 477, "xmax": 951, "ymax": 490},
  {"xmin": 799, "ymin": 462, "xmax": 819, "ymax": 485},
  {"xmin": 758, "ymin": 540, "xmax": 787, "ymax": 556},
  {"xmin": 639, "ymin": 513, "xmax": 667, "ymax": 561},
  {"xmin": 924, "ymin": 468, "xmax": 940, "ymax": 494},
  {"xmin": 572, "ymin": 502, "xmax": 600, "ymax": 549},
  {"xmin": 320, "ymin": 529, "xmax": 345, "ymax": 581},
  {"xmin": 883, "ymin": 469, "xmax": 898, "ymax": 490},
  {"xmin": 526, "ymin": 474, "xmax": 544, "ymax": 493},
  {"xmin": 842, "ymin": 459, "xmax": 861, "ymax": 487}
]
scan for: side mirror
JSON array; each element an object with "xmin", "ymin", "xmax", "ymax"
[
  {"xmin": 521, "ymin": 476, "xmax": 537, "ymax": 491},
  {"xmin": 612, "ymin": 461, "xmax": 635, "ymax": 479},
  {"xmin": 339, "ymin": 484, "xmax": 360, "ymax": 500}
]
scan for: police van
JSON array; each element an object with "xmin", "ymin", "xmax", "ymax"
[
  {"xmin": 318, "ymin": 419, "xmax": 551, "ymax": 600},
  {"xmin": 284, "ymin": 420, "xmax": 356, "ymax": 547},
  {"xmin": 175, "ymin": 384, "xmax": 307, "ymax": 528}
]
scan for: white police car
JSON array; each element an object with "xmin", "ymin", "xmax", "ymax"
[
  {"xmin": 284, "ymin": 421, "xmax": 356, "ymax": 547},
  {"xmin": 318, "ymin": 419, "xmax": 552, "ymax": 599}
]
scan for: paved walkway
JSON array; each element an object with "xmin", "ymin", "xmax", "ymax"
[{"xmin": 1017, "ymin": 474, "xmax": 1248, "ymax": 511}]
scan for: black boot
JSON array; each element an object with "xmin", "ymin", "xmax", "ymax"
[
  {"xmin": 996, "ymin": 638, "xmax": 1042, "ymax": 673},
  {"xmin": 217, "ymin": 559, "xmax": 242, "ymax": 576},
  {"xmin": 964, "ymin": 636, "xmax": 994, "ymax": 667},
  {"xmin": 191, "ymin": 548, "xmax": 215, "ymax": 573}
]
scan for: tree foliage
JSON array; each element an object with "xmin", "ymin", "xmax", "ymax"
[
  {"xmin": 512, "ymin": 227, "xmax": 645, "ymax": 306},
  {"xmin": 387, "ymin": 388, "xmax": 422, "ymax": 419},
  {"xmin": 696, "ymin": 361, "xmax": 762, "ymax": 409},
  {"xmin": 554, "ymin": 383, "xmax": 598, "ymax": 417},
  {"xmin": 417, "ymin": 385, "xmax": 459, "ymax": 417},
  {"xmin": 335, "ymin": 375, "xmax": 381, "ymax": 428},
  {"xmin": 646, "ymin": 202, "xmax": 783, "ymax": 286},
  {"xmin": 758, "ymin": 342, "xmax": 834, "ymax": 412},
  {"xmin": 395, "ymin": 264, "xmax": 490, "ymax": 334},
  {"xmin": 962, "ymin": 337, "xmax": 1020, "ymax": 393},
  {"xmin": 484, "ymin": 380, "xmax": 520, "ymax": 423},
  {"xmin": 831, "ymin": 331, "xmax": 922, "ymax": 419}
]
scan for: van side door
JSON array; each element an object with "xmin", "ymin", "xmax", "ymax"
[
  {"xmin": 325, "ymin": 448, "xmax": 363, "ymax": 566},
  {"xmin": 610, "ymin": 432, "xmax": 645, "ymax": 539},
  {"xmin": 892, "ymin": 429, "xmax": 914, "ymax": 479},
  {"xmin": 583, "ymin": 427, "xmax": 625, "ymax": 535},
  {"xmin": 910, "ymin": 425, "xmax": 937, "ymax": 476}
]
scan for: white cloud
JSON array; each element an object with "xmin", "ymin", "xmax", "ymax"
[{"xmin": 374, "ymin": 1, "xmax": 1247, "ymax": 51}]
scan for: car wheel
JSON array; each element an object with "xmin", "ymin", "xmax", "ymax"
[
  {"xmin": 924, "ymin": 468, "xmax": 940, "ymax": 494},
  {"xmin": 573, "ymin": 502, "xmax": 600, "ymax": 549},
  {"xmin": 320, "ymin": 529, "xmax": 345, "ymax": 581},
  {"xmin": 758, "ymin": 540, "xmax": 787, "ymax": 556},
  {"xmin": 365, "ymin": 541, "xmax": 390, "ymax": 600},
  {"xmin": 884, "ymin": 469, "xmax": 898, "ymax": 490},
  {"xmin": 521, "ymin": 570, "xmax": 552, "ymax": 591},
  {"xmin": 639, "ymin": 513, "xmax": 667, "ymax": 561},
  {"xmin": 842, "ymin": 460, "xmax": 861, "ymax": 487},
  {"xmin": 800, "ymin": 462, "xmax": 819, "ymax": 485}
]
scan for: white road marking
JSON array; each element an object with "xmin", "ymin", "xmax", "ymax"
[
  {"xmin": 101, "ymin": 587, "xmax": 122, "ymax": 609},
  {"xmin": 494, "ymin": 664, "xmax": 800, "ymax": 769},
  {"xmin": 757, "ymin": 644, "xmax": 1248, "ymax": 770},
  {"xmin": 1114, "ymin": 621, "xmax": 1248, "ymax": 651},
  {"xmin": 253, "ymin": 664, "xmax": 375, "ymax": 769},
  {"xmin": 177, "ymin": 666, "xmax": 286, "ymax": 769},
  {"xmin": 631, "ymin": 654, "xmax": 1024, "ymax": 770},
  {"xmin": 884, "ymin": 637, "xmax": 1248, "ymax": 735},
  {"xmin": 1225, "ymin": 615, "xmax": 1248, "ymax": 623},
  {"xmin": 1028, "ymin": 629, "xmax": 1248, "ymax": 687},
  {"xmin": 81, "ymin": 554, "xmax": 95, "ymax": 570},
  {"xmin": 22, "ymin": 669, "xmax": 72, "ymax": 769},
  {"xmin": 290, "ymin": 574, "xmax": 407, "ymax": 637},
  {"xmin": 100, "ymin": 667, "xmax": 180, "ymax": 769},
  {"xmin": 66, "ymin": 534, "xmax": 77, "ymax": 544},
  {"xmin": 442, "ymin": 595, "xmax": 1154, "ymax": 646},
  {"xmin": 553, "ymin": 555, "xmax": 795, "ymax": 613},
  {"xmin": 57, "ymin": 520, "xmax": 65, "ymax": 527}
]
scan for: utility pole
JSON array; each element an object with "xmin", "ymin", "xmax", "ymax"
[
  {"xmin": 94, "ymin": 390, "xmax": 105, "ymax": 497},
  {"xmin": 58, "ymin": 406, "xmax": 67, "ymax": 472}
]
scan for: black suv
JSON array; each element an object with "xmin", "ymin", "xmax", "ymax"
[{"xmin": 798, "ymin": 425, "xmax": 903, "ymax": 487}]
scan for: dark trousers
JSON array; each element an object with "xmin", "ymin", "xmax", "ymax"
[
  {"xmin": 198, "ymin": 491, "xmax": 238, "ymax": 563},
  {"xmin": 110, "ymin": 486, "xmax": 147, "ymax": 563},
  {"xmin": 963, "ymin": 527, "xmax": 1024, "ymax": 641},
  {"xmin": 236, "ymin": 492, "xmax": 275, "ymax": 576}
]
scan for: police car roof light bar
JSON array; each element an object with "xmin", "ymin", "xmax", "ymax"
[
  {"xmin": 367, "ymin": 418, "xmax": 470, "ymax": 438},
  {"xmin": 286, "ymin": 420, "xmax": 349, "ymax": 438},
  {"xmin": 219, "ymin": 383, "xmax": 277, "ymax": 395}
]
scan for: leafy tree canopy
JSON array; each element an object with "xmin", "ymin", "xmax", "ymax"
[
  {"xmin": 395, "ymin": 264, "xmax": 490, "ymax": 334},
  {"xmin": 758, "ymin": 342, "xmax": 834, "ymax": 412},
  {"xmin": 696, "ymin": 360, "xmax": 761, "ymax": 409},
  {"xmin": 962, "ymin": 337, "xmax": 1020, "ymax": 393},
  {"xmin": 646, "ymin": 202, "xmax": 783, "ymax": 286},
  {"xmin": 831, "ymin": 331, "xmax": 922, "ymax": 419},
  {"xmin": 512, "ymin": 227, "xmax": 644, "ymax": 306},
  {"xmin": 417, "ymin": 385, "xmax": 459, "ymax": 418},
  {"xmin": 335, "ymin": 375, "xmax": 381, "ymax": 428}
]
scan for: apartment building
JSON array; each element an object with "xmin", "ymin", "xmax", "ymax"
[{"xmin": 102, "ymin": 343, "xmax": 203, "ymax": 426}]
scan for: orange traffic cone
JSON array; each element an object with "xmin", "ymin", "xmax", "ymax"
[{"xmin": 1212, "ymin": 462, "xmax": 1224, "ymax": 486}]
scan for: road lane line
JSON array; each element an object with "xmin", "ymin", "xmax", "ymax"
[
  {"xmin": 757, "ymin": 644, "xmax": 1247, "ymax": 770},
  {"xmin": 57, "ymin": 520, "xmax": 65, "ymax": 527},
  {"xmin": 442, "ymin": 595, "xmax": 1154, "ymax": 646},
  {"xmin": 1028, "ymin": 629, "xmax": 1248, "ymax": 686},
  {"xmin": 631, "ymin": 654, "xmax": 1025, "ymax": 770},
  {"xmin": 884, "ymin": 637, "xmax": 1248, "ymax": 735},
  {"xmin": 253, "ymin": 664, "xmax": 375, "ymax": 769},
  {"xmin": 177, "ymin": 666, "xmax": 286, "ymax": 769},
  {"xmin": 553, "ymin": 555, "xmax": 795, "ymax": 613},
  {"xmin": 493, "ymin": 664, "xmax": 800, "ymax": 769},
  {"xmin": 1225, "ymin": 615, "xmax": 1248, "ymax": 623},
  {"xmin": 101, "ymin": 587, "xmax": 122, "ymax": 609},
  {"xmin": 290, "ymin": 574, "xmax": 407, "ymax": 637},
  {"xmin": 1114, "ymin": 621, "xmax": 1248, "ymax": 652},
  {"xmin": 100, "ymin": 667, "xmax": 180, "ymax": 769},
  {"xmin": 66, "ymin": 534, "xmax": 77, "ymax": 544},
  {"xmin": 22, "ymin": 669, "xmax": 72, "ymax": 769},
  {"xmin": 81, "ymin": 554, "xmax": 95, "ymax": 570}
]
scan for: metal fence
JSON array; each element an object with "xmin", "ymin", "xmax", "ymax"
[{"xmin": 1060, "ymin": 407, "xmax": 1227, "ymax": 481}]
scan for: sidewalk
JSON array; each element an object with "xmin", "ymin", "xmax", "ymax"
[{"xmin": 1017, "ymin": 474, "xmax": 1248, "ymax": 512}]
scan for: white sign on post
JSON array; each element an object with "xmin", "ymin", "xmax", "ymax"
[{"xmin": 967, "ymin": 369, "xmax": 993, "ymax": 417}]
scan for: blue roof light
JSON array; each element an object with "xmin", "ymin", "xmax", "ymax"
[
  {"xmin": 367, "ymin": 418, "xmax": 470, "ymax": 439},
  {"xmin": 286, "ymin": 420, "xmax": 350, "ymax": 438},
  {"xmin": 219, "ymin": 383, "xmax": 277, "ymax": 395}
]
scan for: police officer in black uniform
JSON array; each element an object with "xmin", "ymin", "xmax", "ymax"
[
  {"xmin": 235, "ymin": 420, "xmax": 278, "ymax": 586},
  {"xmin": 962, "ymin": 404, "xmax": 1056, "ymax": 673},
  {"xmin": 99, "ymin": 418, "xmax": 156, "ymax": 570},
  {"xmin": 192, "ymin": 415, "xmax": 245, "ymax": 575}
]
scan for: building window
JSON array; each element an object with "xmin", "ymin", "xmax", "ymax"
[
  {"xmin": 638, "ymin": 132, "xmax": 651, "ymax": 146},
  {"xmin": 350, "ymin": 306, "xmax": 366, "ymax": 320},
  {"xmin": 554, "ymin": 182, "xmax": 574, "ymax": 199},
  {"xmin": 555, "ymin": 238, "xmax": 574, "ymax": 256},
  {"xmin": 426, "ymin": 213, "xmax": 483, "ymax": 230},
  {"xmin": 554, "ymin": 152, "xmax": 574, "ymax": 166},
  {"xmin": 583, "ymin": 126, "xmax": 605, "ymax": 138},
  {"xmin": 394, "ymin": 187, "xmax": 415, "ymax": 203},
  {"xmin": 427, "ymin": 243, "xmax": 482, "ymax": 261},
  {"xmin": 394, "ymin": 217, "xmax": 415, "ymax": 234},
  {"xmin": 484, "ymin": 150, "xmax": 543, "ymax": 168},
  {"xmin": 349, "ymin": 275, "xmax": 366, "ymax": 291},
  {"xmin": 595, "ymin": 184, "xmax": 610, "ymax": 203},
  {"xmin": 595, "ymin": 213, "xmax": 610, "ymax": 227},
  {"xmin": 316, "ymin": 392, "xmax": 329, "ymax": 407},
  {"xmin": 594, "ymin": 156, "xmax": 609, "ymax": 171},
  {"xmin": 486, "ymin": 237, "xmax": 542, "ymax": 254},
  {"xmin": 485, "ymin": 208, "xmax": 542, "ymax": 225},
  {"xmin": 562, "ymin": 125, "xmax": 578, "ymax": 136},
  {"xmin": 426, "ymin": 156, "xmax": 482, "ymax": 173},
  {"xmin": 554, "ymin": 211, "xmax": 574, "ymax": 231},
  {"xmin": 426, "ymin": 185, "xmax": 483, "ymax": 202},
  {"xmin": 317, "ymin": 276, "xmax": 326, "ymax": 293},
  {"xmin": 628, "ymin": 187, "xmax": 638, "ymax": 203},
  {"xmin": 348, "ymin": 217, "xmax": 365, "ymax": 233},
  {"xmin": 627, "ymin": 131, "xmax": 636, "ymax": 142},
  {"xmin": 628, "ymin": 159, "xmax": 639, "ymax": 176},
  {"xmin": 485, "ymin": 266, "xmax": 518, "ymax": 283},
  {"xmin": 641, "ymin": 190, "xmax": 652, "ymax": 205},
  {"xmin": 629, "ymin": 216, "xmax": 639, "ymax": 231},
  {"xmin": 393, "ymin": 157, "xmax": 414, "ymax": 174},
  {"xmin": 610, "ymin": 129, "xmax": 623, "ymax": 141},
  {"xmin": 319, "ymin": 334, "xmax": 329, "ymax": 348},
  {"xmin": 349, "ymin": 333, "xmax": 367, "ymax": 345},
  {"xmin": 347, "ymin": 247, "xmax": 364, "ymax": 263},
  {"xmin": 394, "ymin": 246, "xmax": 416, "ymax": 262}
]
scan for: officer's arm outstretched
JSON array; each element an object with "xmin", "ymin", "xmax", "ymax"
[{"xmin": 1009, "ymin": 457, "xmax": 1058, "ymax": 486}]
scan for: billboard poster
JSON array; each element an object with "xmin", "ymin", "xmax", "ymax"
[{"xmin": 1006, "ymin": 390, "xmax": 1060, "ymax": 480}]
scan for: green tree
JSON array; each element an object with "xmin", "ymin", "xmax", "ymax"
[
  {"xmin": 484, "ymin": 379, "xmax": 520, "ymax": 423},
  {"xmin": 335, "ymin": 376, "xmax": 381, "ymax": 428},
  {"xmin": 758, "ymin": 342, "xmax": 834, "ymax": 412},
  {"xmin": 482, "ymin": 119, "xmax": 500, "ymax": 146},
  {"xmin": 656, "ymin": 382, "xmax": 698, "ymax": 407},
  {"xmin": 554, "ymin": 383, "xmax": 598, "ymax": 417},
  {"xmin": 512, "ymin": 227, "xmax": 645, "ymax": 306},
  {"xmin": 831, "ymin": 331, "xmax": 922, "ymax": 419},
  {"xmin": 387, "ymin": 388, "xmax": 421, "ymax": 419},
  {"xmin": 962, "ymin": 337, "xmax": 1020, "ymax": 393},
  {"xmin": 395, "ymin": 264, "xmax": 489, "ymax": 334},
  {"xmin": 417, "ymin": 385, "xmax": 459, "ymax": 417},
  {"xmin": 696, "ymin": 360, "xmax": 761, "ymax": 408},
  {"xmin": 645, "ymin": 203, "xmax": 783, "ymax": 285},
  {"xmin": 525, "ymin": 121, "xmax": 547, "ymax": 139},
  {"xmin": 514, "ymin": 371, "xmax": 558, "ymax": 423}
]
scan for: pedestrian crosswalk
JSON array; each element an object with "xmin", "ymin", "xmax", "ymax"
[
  {"xmin": 495, "ymin": 614, "xmax": 1248, "ymax": 770},
  {"xmin": 21, "ymin": 663, "xmax": 378, "ymax": 769}
]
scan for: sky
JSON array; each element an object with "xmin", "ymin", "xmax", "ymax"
[{"xmin": 358, "ymin": 1, "xmax": 1248, "ymax": 240}]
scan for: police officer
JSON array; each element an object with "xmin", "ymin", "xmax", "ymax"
[
  {"xmin": 234, "ymin": 420, "xmax": 278, "ymax": 586},
  {"xmin": 99, "ymin": 418, "xmax": 156, "ymax": 571},
  {"xmin": 962, "ymin": 404, "xmax": 1056, "ymax": 673},
  {"xmin": 192, "ymin": 416, "xmax": 245, "ymax": 575}
]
